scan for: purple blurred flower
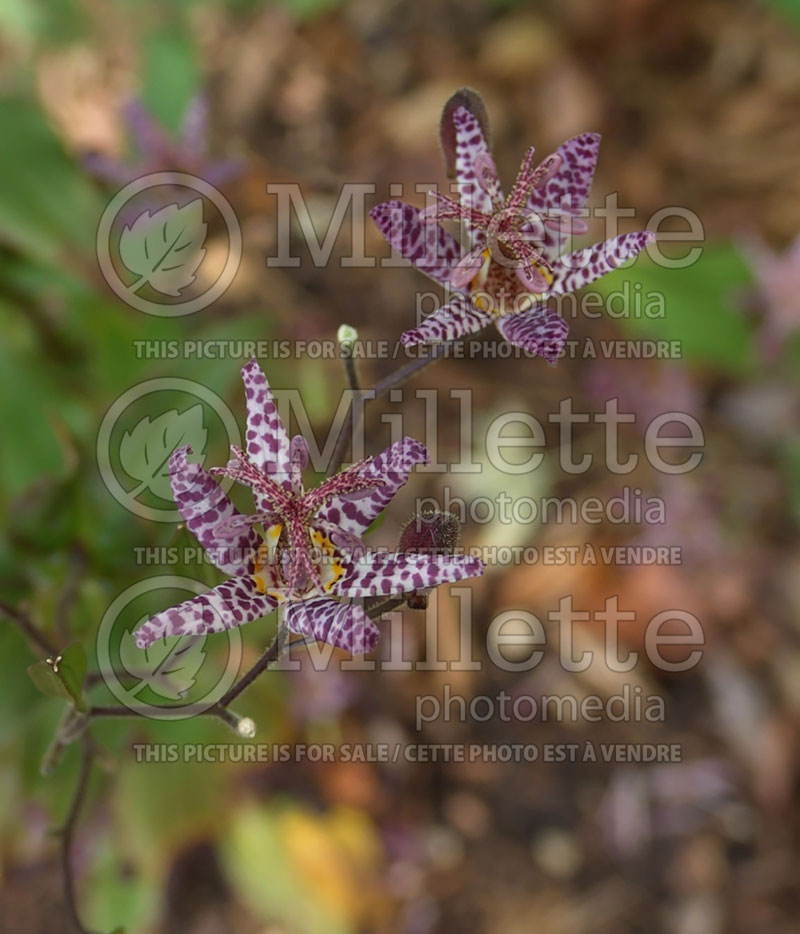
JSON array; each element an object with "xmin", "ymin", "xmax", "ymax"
[
  {"xmin": 84, "ymin": 96, "xmax": 243, "ymax": 188},
  {"xmin": 134, "ymin": 360, "xmax": 484, "ymax": 654},
  {"xmin": 741, "ymin": 233, "xmax": 800, "ymax": 361},
  {"xmin": 371, "ymin": 88, "xmax": 654, "ymax": 364}
]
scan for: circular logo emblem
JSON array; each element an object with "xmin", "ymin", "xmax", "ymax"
[
  {"xmin": 96, "ymin": 576, "xmax": 243, "ymax": 720},
  {"xmin": 96, "ymin": 377, "xmax": 240, "ymax": 522},
  {"xmin": 96, "ymin": 172, "xmax": 242, "ymax": 316}
]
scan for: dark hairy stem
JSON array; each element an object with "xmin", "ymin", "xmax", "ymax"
[
  {"xmin": 0, "ymin": 599, "xmax": 59, "ymax": 657},
  {"xmin": 58, "ymin": 737, "xmax": 101, "ymax": 934},
  {"xmin": 216, "ymin": 632, "xmax": 282, "ymax": 706},
  {"xmin": 329, "ymin": 341, "xmax": 453, "ymax": 472}
]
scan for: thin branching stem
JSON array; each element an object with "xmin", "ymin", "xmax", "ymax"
[
  {"xmin": 58, "ymin": 736, "xmax": 101, "ymax": 934},
  {"xmin": 0, "ymin": 599, "xmax": 59, "ymax": 657}
]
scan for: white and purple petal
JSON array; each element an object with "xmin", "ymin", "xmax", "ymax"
[
  {"xmin": 548, "ymin": 230, "xmax": 655, "ymax": 295},
  {"xmin": 134, "ymin": 576, "xmax": 277, "ymax": 648},
  {"xmin": 241, "ymin": 359, "xmax": 292, "ymax": 498},
  {"xmin": 170, "ymin": 445, "xmax": 261, "ymax": 575},
  {"xmin": 451, "ymin": 105, "xmax": 498, "ymax": 222},
  {"xmin": 317, "ymin": 437, "xmax": 428, "ymax": 537},
  {"xmin": 284, "ymin": 596, "xmax": 379, "ymax": 655},
  {"xmin": 523, "ymin": 132, "xmax": 601, "ymax": 263},
  {"xmin": 401, "ymin": 292, "xmax": 492, "ymax": 347},
  {"xmin": 528, "ymin": 132, "xmax": 601, "ymax": 216},
  {"xmin": 335, "ymin": 551, "xmax": 485, "ymax": 599},
  {"xmin": 495, "ymin": 306, "xmax": 569, "ymax": 365},
  {"xmin": 370, "ymin": 201, "xmax": 462, "ymax": 286}
]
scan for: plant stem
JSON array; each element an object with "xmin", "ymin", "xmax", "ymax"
[
  {"xmin": 58, "ymin": 737, "xmax": 101, "ymax": 934},
  {"xmin": 0, "ymin": 600, "xmax": 59, "ymax": 657},
  {"xmin": 217, "ymin": 633, "xmax": 281, "ymax": 707},
  {"xmin": 329, "ymin": 340, "xmax": 454, "ymax": 472}
]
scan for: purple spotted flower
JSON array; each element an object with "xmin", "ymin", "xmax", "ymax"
[
  {"xmin": 134, "ymin": 360, "xmax": 484, "ymax": 654},
  {"xmin": 84, "ymin": 96, "xmax": 243, "ymax": 188},
  {"xmin": 371, "ymin": 88, "xmax": 654, "ymax": 364}
]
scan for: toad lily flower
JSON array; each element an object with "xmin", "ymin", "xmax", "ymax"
[
  {"xmin": 84, "ymin": 96, "xmax": 243, "ymax": 188},
  {"xmin": 134, "ymin": 360, "xmax": 484, "ymax": 654},
  {"xmin": 370, "ymin": 88, "xmax": 655, "ymax": 364}
]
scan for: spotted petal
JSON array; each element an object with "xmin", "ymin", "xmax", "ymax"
[
  {"xmin": 528, "ymin": 132, "xmax": 601, "ymax": 215},
  {"xmin": 452, "ymin": 105, "xmax": 498, "ymax": 245},
  {"xmin": 495, "ymin": 306, "xmax": 569, "ymax": 365},
  {"xmin": 401, "ymin": 292, "xmax": 492, "ymax": 347},
  {"xmin": 524, "ymin": 132, "xmax": 601, "ymax": 263},
  {"xmin": 241, "ymin": 360, "xmax": 292, "ymax": 504},
  {"xmin": 548, "ymin": 230, "xmax": 655, "ymax": 295},
  {"xmin": 336, "ymin": 552, "xmax": 485, "ymax": 598},
  {"xmin": 134, "ymin": 576, "xmax": 277, "ymax": 648},
  {"xmin": 170, "ymin": 446, "xmax": 261, "ymax": 575},
  {"xmin": 284, "ymin": 596, "xmax": 379, "ymax": 654},
  {"xmin": 370, "ymin": 201, "xmax": 461, "ymax": 286},
  {"xmin": 317, "ymin": 437, "xmax": 428, "ymax": 537}
]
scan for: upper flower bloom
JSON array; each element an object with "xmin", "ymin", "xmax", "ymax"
[
  {"xmin": 134, "ymin": 360, "xmax": 484, "ymax": 655},
  {"xmin": 370, "ymin": 88, "xmax": 655, "ymax": 364}
]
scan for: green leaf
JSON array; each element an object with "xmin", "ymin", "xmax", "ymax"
[
  {"xmin": 118, "ymin": 629, "xmax": 207, "ymax": 701},
  {"xmin": 595, "ymin": 242, "xmax": 755, "ymax": 373},
  {"xmin": 26, "ymin": 642, "xmax": 86, "ymax": 711},
  {"xmin": 0, "ymin": 98, "xmax": 100, "ymax": 262},
  {"xmin": 27, "ymin": 661, "xmax": 73, "ymax": 704},
  {"xmin": 119, "ymin": 406, "xmax": 207, "ymax": 501},
  {"xmin": 58, "ymin": 642, "xmax": 88, "ymax": 710},
  {"xmin": 142, "ymin": 31, "xmax": 200, "ymax": 134},
  {"xmin": 119, "ymin": 200, "xmax": 207, "ymax": 297}
]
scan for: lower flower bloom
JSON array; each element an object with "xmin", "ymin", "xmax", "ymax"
[{"xmin": 134, "ymin": 360, "xmax": 484, "ymax": 654}]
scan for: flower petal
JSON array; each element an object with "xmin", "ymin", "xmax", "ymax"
[
  {"xmin": 123, "ymin": 98, "xmax": 169, "ymax": 159},
  {"xmin": 317, "ymin": 437, "xmax": 428, "ymax": 536},
  {"xmin": 134, "ymin": 576, "xmax": 277, "ymax": 648},
  {"xmin": 336, "ymin": 551, "xmax": 485, "ymax": 598},
  {"xmin": 451, "ymin": 105, "xmax": 499, "ymax": 224},
  {"xmin": 241, "ymin": 359, "xmax": 292, "ymax": 500},
  {"xmin": 401, "ymin": 292, "xmax": 492, "ymax": 346},
  {"xmin": 170, "ymin": 445, "xmax": 261, "ymax": 575},
  {"xmin": 370, "ymin": 201, "xmax": 462, "ymax": 286},
  {"xmin": 528, "ymin": 132, "xmax": 601, "ymax": 215},
  {"xmin": 495, "ymin": 306, "xmax": 569, "ymax": 365},
  {"xmin": 524, "ymin": 132, "xmax": 601, "ymax": 263},
  {"xmin": 548, "ymin": 230, "xmax": 654, "ymax": 295},
  {"xmin": 284, "ymin": 596, "xmax": 379, "ymax": 655}
]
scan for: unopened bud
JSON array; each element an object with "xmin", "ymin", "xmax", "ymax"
[
  {"xmin": 398, "ymin": 510, "xmax": 462, "ymax": 611},
  {"xmin": 399, "ymin": 510, "xmax": 461, "ymax": 556},
  {"xmin": 337, "ymin": 324, "xmax": 359, "ymax": 356},
  {"xmin": 236, "ymin": 716, "xmax": 256, "ymax": 739}
]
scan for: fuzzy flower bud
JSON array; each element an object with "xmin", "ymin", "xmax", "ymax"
[
  {"xmin": 399, "ymin": 510, "xmax": 461, "ymax": 556},
  {"xmin": 398, "ymin": 510, "xmax": 462, "ymax": 610}
]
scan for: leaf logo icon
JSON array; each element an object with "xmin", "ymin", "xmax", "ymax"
[
  {"xmin": 119, "ymin": 405, "xmax": 207, "ymax": 501},
  {"xmin": 119, "ymin": 623, "xmax": 207, "ymax": 701},
  {"xmin": 119, "ymin": 199, "xmax": 207, "ymax": 297}
]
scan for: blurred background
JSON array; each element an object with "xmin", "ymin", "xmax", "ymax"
[{"xmin": 2, "ymin": 0, "xmax": 800, "ymax": 931}]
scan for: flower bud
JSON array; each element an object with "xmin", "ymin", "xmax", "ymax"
[
  {"xmin": 236, "ymin": 716, "xmax": 256, "ymax": 739},
  {"xmin": 337, "ymin": 324, "xmax": 359, "ymax": 357},
  {"xmin": 399, "ymin": 510, "xmax": 461, "ymax": 556},
  {"xmin": 399, "ymin": 511, "xmax": 461, "ymax": 610}
]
